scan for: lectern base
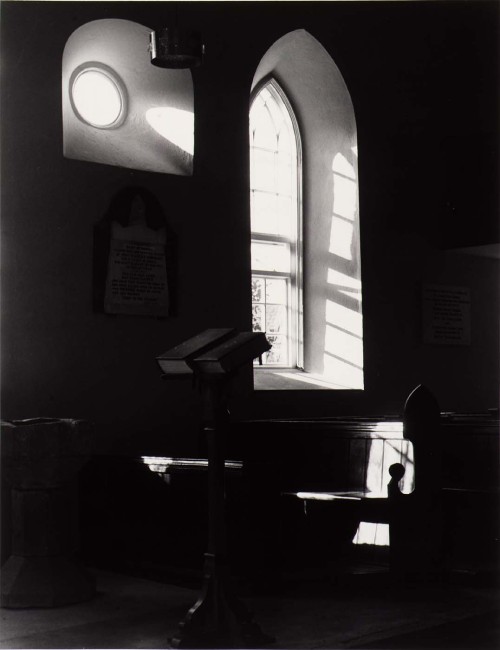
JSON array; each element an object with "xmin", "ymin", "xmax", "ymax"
[{"xmin": 169, "ymin": 554, "xmax": 274, "ymax": 649}]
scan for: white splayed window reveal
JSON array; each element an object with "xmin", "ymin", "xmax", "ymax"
[
  {"xmin": 63, "ymin": 19, "xmax": 194, "ymax": 175},
  {"xmin": 248, "ymin": 31, "xmax": 363, "ymax": 390}
]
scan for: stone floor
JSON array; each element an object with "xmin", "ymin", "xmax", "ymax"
[{"xmin": 0, "ymin": 569, "xmax": 499, "ymax": 649}]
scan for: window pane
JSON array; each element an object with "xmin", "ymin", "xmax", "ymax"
[
  {"xmin": 266, "ymin": 304, "xmax": 287, "ymax": 334},
  {"xmin": 276, "ymin": 159, "xmax": 292, "ymax": 195},
  {"xmin": 265, "ymin": 95, "xmax": 286, "ymax": 135},
  {"xmin": 258, "ymin": 86, "xmax": 273, "ymax": 106},
  {"xmin": 251, "ymin": 191, "xmax": 292, "ymax": 239},
  {"xmin": 251, "ymin": 107, "xmax": 277, "ymax": 150},
  {"xmin": 252, "ymin": 277, "xmax": 265, "ymax": 303},
  {"xmin": 251, "ymin": 241, "xmax": 290, "ymax": 273},
  {"xmin": 275, "ymin": 195, "xmax": 293, "ymax": 238},
  {"xmin": 72, "ymin": 69, "xmax": 123, "ymax": 127},
  {"xmin": 252, "ymin": 304, "xmax": 265, "ymax": 331},
  {"xmin": 251, "ymin": 148, "xmax": 275, "ymax": 192},
  {"xmin": 250, "ymin": 92, "xmax": 265, "ymax": 117},
  {"xmin": 251, "ymin": 191, "xmax": 278, "ymax": 235},
  {"xmin": 277, "ymin": 129, "xmax": 292, "ymax": 154},
  {"xmin": 265, "ymin": 278, "xmax": 287, "ymax": 304},
  {"xmin": 265, "ymin": 334, "xmax": 288, "ymax": 365}
]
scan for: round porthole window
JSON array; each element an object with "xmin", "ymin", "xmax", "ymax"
[{"xmin": 70, "ymin": 63, "xmax": 127, "ymax": 129}]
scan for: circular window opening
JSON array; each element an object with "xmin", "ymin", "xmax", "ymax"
[{"xmin": 70, "ymin": 63, "xmax": 127, "ymax": 129}]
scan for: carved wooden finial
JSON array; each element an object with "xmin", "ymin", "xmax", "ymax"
[
  {"xmin": 389, "ymin": 463, "xmax": 406, "ymax": 482},
  {"xmin": 388, "ymin": 463, "xmax": 406, "ymax": 498}
]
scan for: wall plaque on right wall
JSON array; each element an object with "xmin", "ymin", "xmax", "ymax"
[{"xmin": 422, "ymin": 284, "xmax": 471, "ymax": 346}]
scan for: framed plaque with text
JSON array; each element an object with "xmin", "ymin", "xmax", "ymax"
[
  {"xmin": 422, "ymin": 284, "xmax": 471, "ymax": 346},
  {"xmin": 93, "ymin": 188, "xmax": 175, "ymax": 317}
]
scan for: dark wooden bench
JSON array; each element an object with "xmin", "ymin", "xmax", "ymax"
[
  {"xmin": 278, "ymin": 385, "xmax": 442, "ymax": 577},
  {"xmin": 77, "ymin": 386, "xmax": 498, "ymax": 584},
  {"xmin": 228, "ymin": 385, "xmax": 499, "ymax": 581}
]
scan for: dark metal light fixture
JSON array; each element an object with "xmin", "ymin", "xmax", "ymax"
[{"xmin": 150, "ymin": 28, "xmax": 204, "ymax": 69}]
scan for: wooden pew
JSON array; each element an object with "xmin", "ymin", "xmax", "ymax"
[
  {"xmin": 228, "ymin": 385, "xmax": 499, "ymax": 582},
  {"xmin": 78, "ymin": 387, "xmax": 498, "ymax": 586},
  {"xmin": 278, "ymin": 384, "xmax": 443, "ymax": 579},
  {"xmin": 388, "ymin": 386, "xmax": 500, "ymax": 581}
]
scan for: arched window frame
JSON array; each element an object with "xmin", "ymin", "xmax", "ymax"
[{"xmin": 250, "ymin": 78, "xmax": 303, "ymax": 369}]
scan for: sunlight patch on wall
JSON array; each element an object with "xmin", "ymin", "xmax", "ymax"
[
  {"xmin": 325, "ymin": 299, "xmax": 363, "ymax": 337},
  {"xmin": 332, "ymin": 153, "xmax": 357, "ymax": 220},
  {"xmin": 323, "ymin": 353, "xmax": 364, "ymax": 389},
  {"xmin": 323, "ymin": 292, "xmax": 364, "ymax": 388},
  {"xmin": 322, "ymin": 281, "xmax": 364, "ymax": 386},
  {"xmin": 329, "ymin": 217, "xmax": 354, "ymax": 261},
  {"xmin": 332, "ymin": 176, "xmax": 357, "ymax": 221},
  {"xmin": 332, "ymin": 152, "xmax": 356, "ymax": 178},
  {"xmin": 146, "ymin": 107, "xmax": 194, "ymax": 156},
  {"xmin": 327, "ymin": 268, "xmax": 362, "ymax": 301},
  {"xmin": 324, "ymin": 324, "xmax": 363, "ymax": 368},
  {"xmin": 322, "ymin": 151, "xmax": 362, "ymax": 387},
  {"xmin": 329, "ymin": 153, "xmax": 357, "ymax": 260}
]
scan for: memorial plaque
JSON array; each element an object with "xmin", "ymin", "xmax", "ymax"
[
  {"xmin": 422, "ymin": 284, "xmax": 471, "ymax": 345},
  {"xmin": 103, "ymin": 196, "xmax": 169, "ymax": 316}
]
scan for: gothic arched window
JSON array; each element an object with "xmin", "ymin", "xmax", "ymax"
[
  {"xmin": 250, "ymin": 30, "xmax": 363, "ymax": 391},
  {"xmin": 250, "ymin": 79, "xmax": 302, "ymax": 368}
]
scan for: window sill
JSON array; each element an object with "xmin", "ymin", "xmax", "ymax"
[{"xmin": 253, "ymin": 367, "xmax": 355, "ymax": 391}]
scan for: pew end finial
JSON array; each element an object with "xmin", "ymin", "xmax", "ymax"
[
  {"xmin": 388, "ymin": 462, "xmax": 406, "ymax": 498},
  {"xmin": 403, "ymin": 384, "xmax": 440, "ymax": 443}
]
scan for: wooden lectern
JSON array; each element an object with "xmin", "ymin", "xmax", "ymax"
[{"xmin": 157, "ymin": 330, "xmax": 274, "ymax": 649}]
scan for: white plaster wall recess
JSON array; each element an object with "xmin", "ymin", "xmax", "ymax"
[
  {"xmin": 252, "ymin": 30, "xmax": 363, "ymax": 389},
  {"xmin": 63, "ymin": 19, "xmax": 194, "ymax": 175}
]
